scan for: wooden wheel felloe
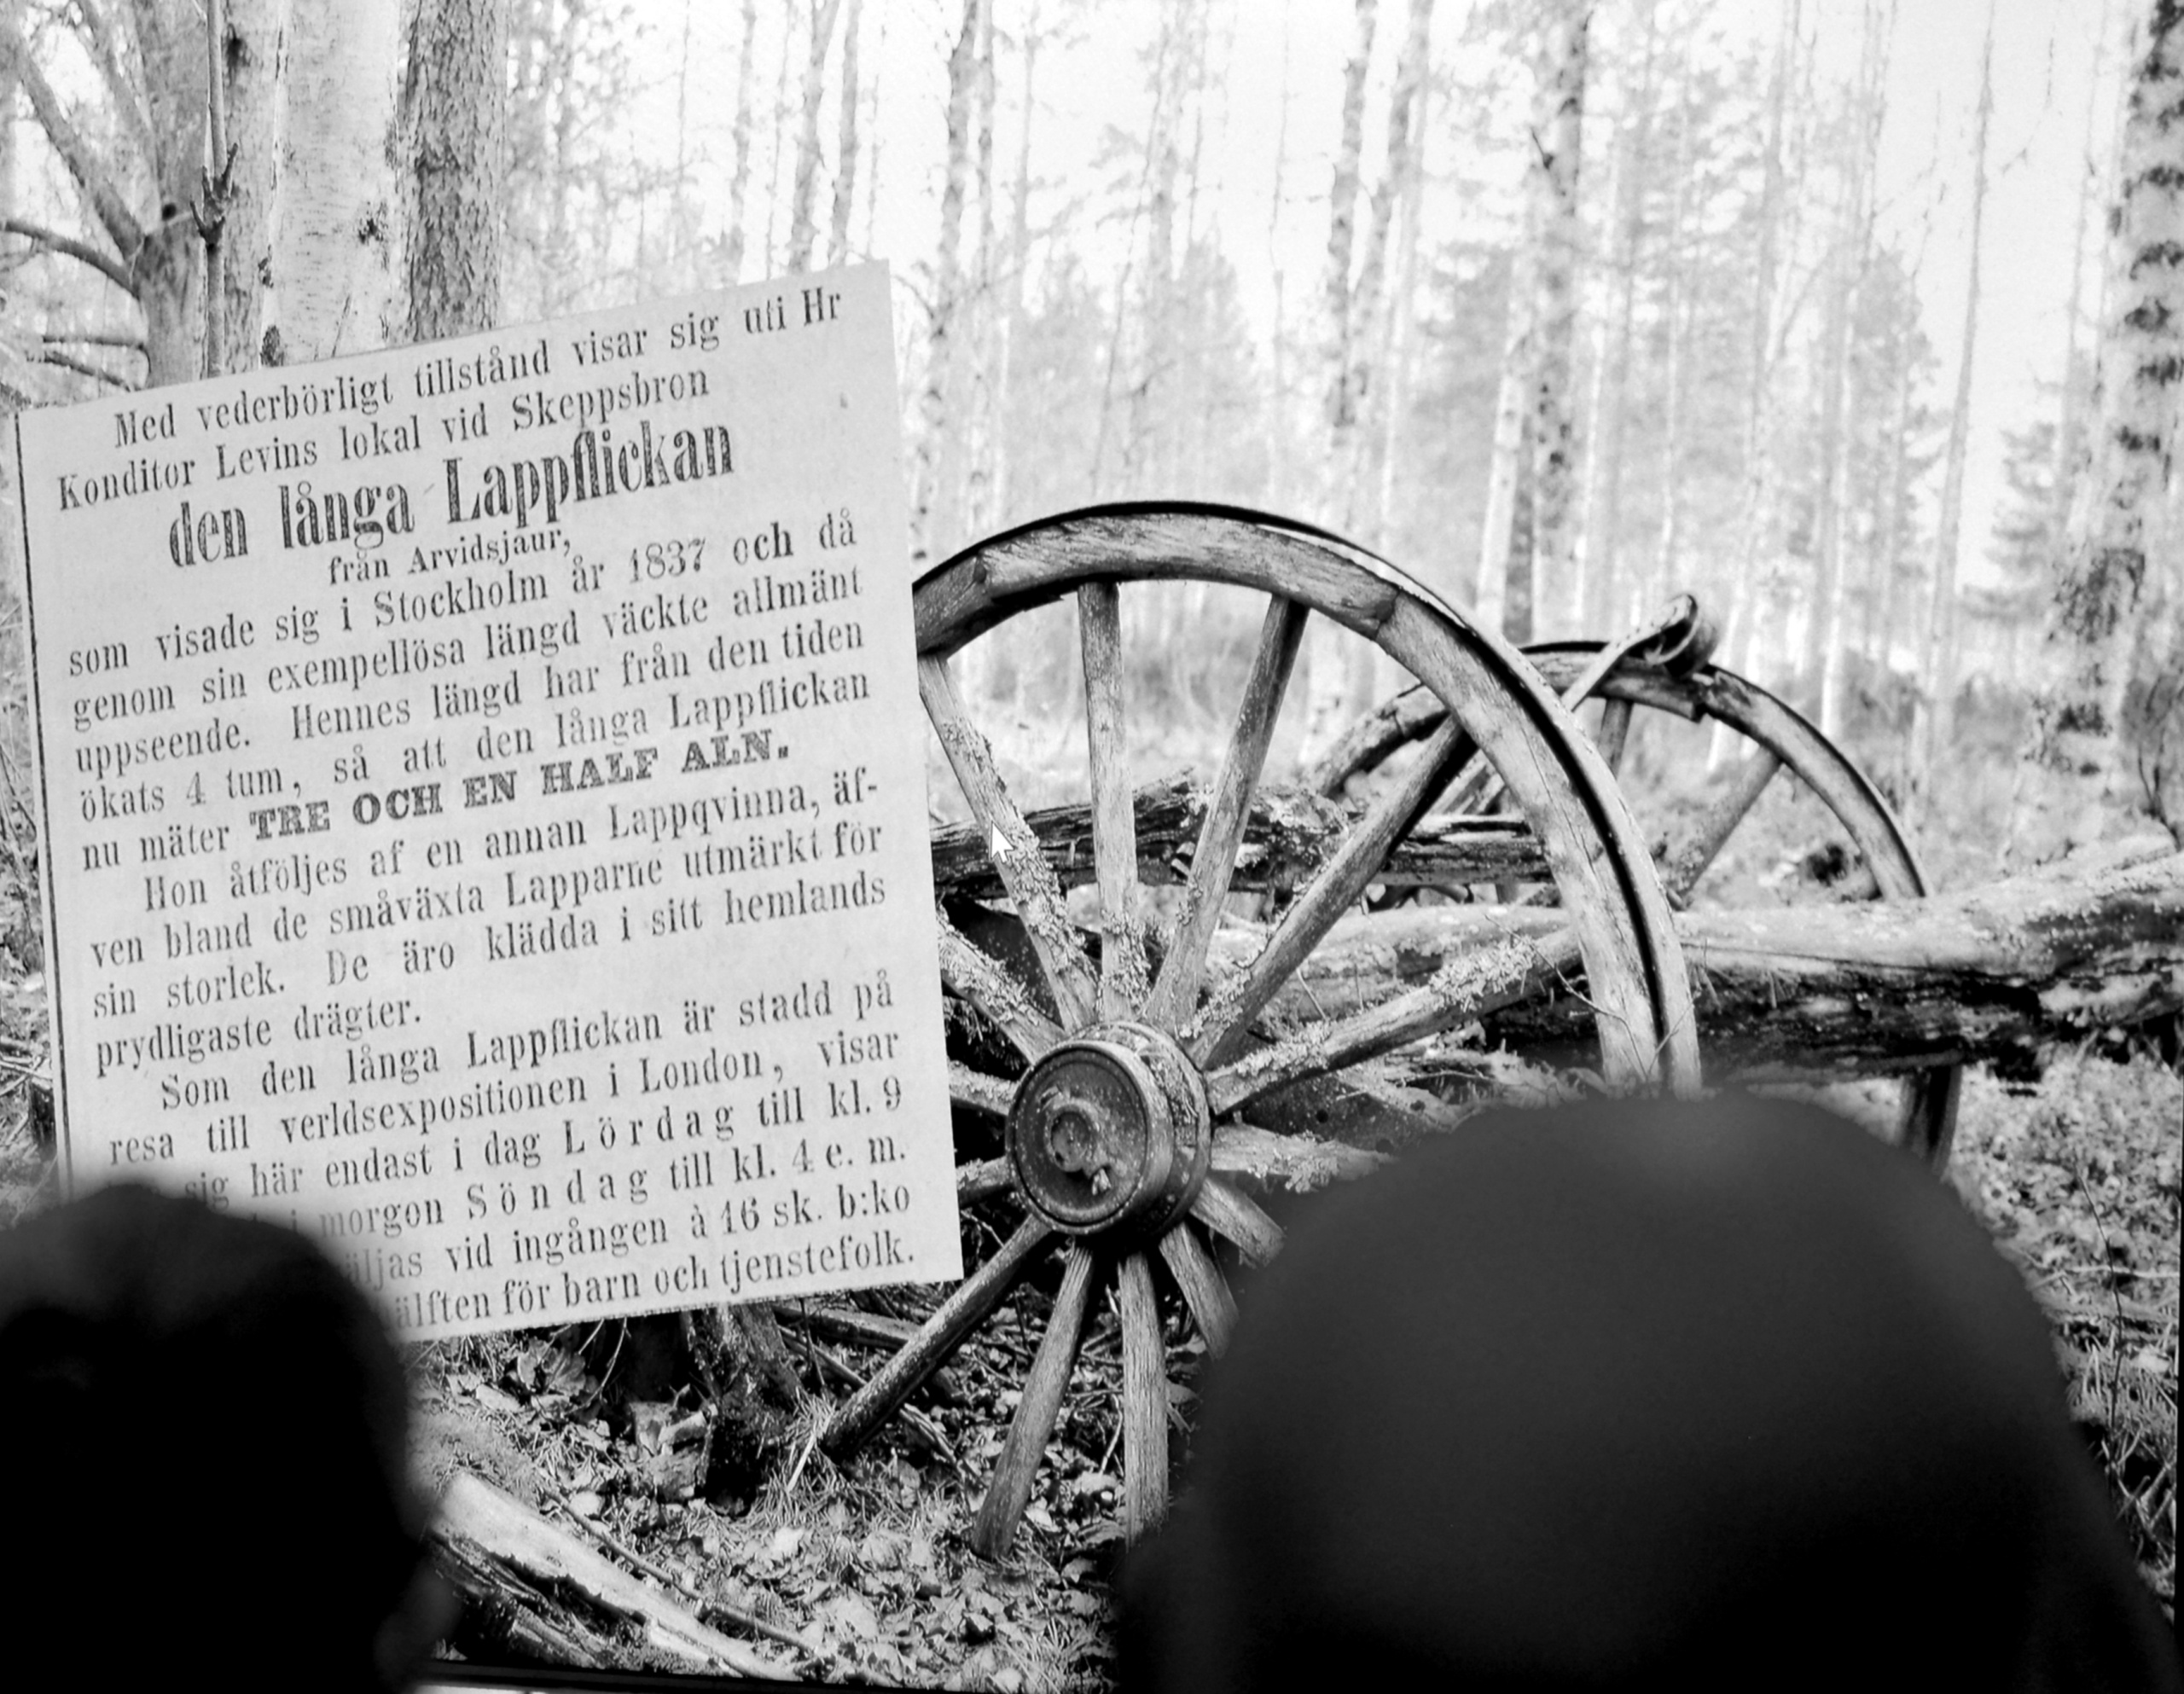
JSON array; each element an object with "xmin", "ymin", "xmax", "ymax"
[
  {"xmin": 817, "ymin": 503, "xmax": 1701, "ymax": 1560},
  {"xmin": 1310, "ymin": 635, "xmax": 1963, "ymax": 1168}
]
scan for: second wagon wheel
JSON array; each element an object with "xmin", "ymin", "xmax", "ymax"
[
  {"xmin": 1307, "ymin": 639, "xmax": 1962, "ymax": 1168},
  {"xmin": 817, "ymin": 503, "xmax": 1700, "ymax": 1559}
]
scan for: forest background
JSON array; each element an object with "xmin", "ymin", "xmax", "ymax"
[{"xmin": 0, "ymin": 0, "xmax": 2175, "ymax": 1682}]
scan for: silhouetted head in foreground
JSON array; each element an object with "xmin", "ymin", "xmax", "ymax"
[
  {"xmin": 1120, "ymin": 1095, "xmax": 2181, "ymax": 1692},
  {"xmin": 0, "ymin": 1184, "xmax": 450, "ymax": 1691}
]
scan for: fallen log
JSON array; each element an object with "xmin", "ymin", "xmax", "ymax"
[
  {"xmin": 1211, "ymin": 841, "xmax": 2184, "ymax": 1080},
  {"xmin": 431, "ymin": 1471, "xmax": 793, "ymax": 1679},
  {"xmin": 929, "ymin": 775, "xmax": 1546, "ymax": 897}
]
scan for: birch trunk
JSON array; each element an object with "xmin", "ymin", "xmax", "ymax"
[
  {"xmin": 961, "ymin": 0, "xmax": 998, "ymax": 537},
  {"xmin": 405, "ymin": 0, "xmax": 508, "ymax": 342},
  {"xmin": 270, "ymin": 0, "xmax": 403, "ymax": 362},
  {"xmin": 1479, "ymin": 1, "xmax": 1590, "ymax": 645},
  {"xmin": 1575, "ymin": 0, "xmax": 1657, "ymax": 636},
  {"xmin": 1340, "ymin": 0, "xmax": 1433, "ymax": 540},
  {"xmin": 2015, "ymin": 0, "xmax": 2184, "ymax": 856},
  {"xmin": 209, "ymin": 0, "xmax": 282, "ymax": 374},
  {"xmin": 1912, "ymin": 6, "xmax": 1995, "ymax": 808},
  {"xmin": 1300, "ymin": 0, "xmax": 1380, "ymax": 757},
  {"xmin": 827, "ymin": 0, "xmax": 862, "ymax": 265},
  {"xmin": 1521, "ymin": 0, "xmax": 1590, "ymax": 642},
  {"xmin": 723, "ymin": 0, "xmax": 759, "ymax": 282},
  {"xmin": 990, "ymin": 1, "xmax": 1038, "ymax": 525},
  {"xmin": 1808, "ymin": 0, "xmax": 1888, "ymax": 737},
  {"xmin": 907, "ymin": 0, "xmax": 980, "ymax": 566},
  {"xmin": 1708, "ymin": 0, "xmax": 1798, "ymax": 771},
  {"xmin": 1321, "ymin": 0, "xmax": 1379, "ymax": 466},
  {"xmin": 1647, "ymin": 25, "xmax": 1698, "ymax": 615},
  {"xmin": 786, "ymin": 0, "xmax": 844, "ymax": 273}
]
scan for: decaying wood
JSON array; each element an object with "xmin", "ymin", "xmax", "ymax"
[
  {"xmin": 930, "ymin": 774, "xmax": 1546, "ymax": 899},
  {"xmin": 1144, "ymin": 596, "xmax": 1309, "ymax": 1027},
  {"xmin": 431, "ymin": 1471, "xmax": 792, "ymax": 1679},
  {"xmin": 1234, "ymin": 844, "xmax": 2184, "ymax": 1077}
]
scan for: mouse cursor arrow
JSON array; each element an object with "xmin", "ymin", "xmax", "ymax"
[{"xmin": 990, "ymin": 827, "xmax": 1012, "ymax": 861}]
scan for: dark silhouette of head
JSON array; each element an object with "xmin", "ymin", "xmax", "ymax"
[
  {"xmin": 1120, "ymin": 1095, "xmax": 2181, "ymax": 1692},
  {"xmin": 0, "ymin": 1183, "xmax": 449, "ymax": 1691}
]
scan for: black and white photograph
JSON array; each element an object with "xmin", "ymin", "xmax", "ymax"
[{"xmin": 0, "ymin": 1, "xmax": 2176, "ymax": 1689}]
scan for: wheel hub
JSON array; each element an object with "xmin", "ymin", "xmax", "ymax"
[{"xmin": 1007, "ymin": 1022, "xmax": 1211, "ymax": 1238}]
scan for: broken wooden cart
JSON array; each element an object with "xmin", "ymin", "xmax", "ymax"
[{"xmin": 817, "ymin": 502, "xmax": 2062, "ymax": 1562}]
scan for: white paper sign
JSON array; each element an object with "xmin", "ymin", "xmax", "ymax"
[{"xmin": 18, "ymin": 264, "xmax": 963, "ymax": 1337}]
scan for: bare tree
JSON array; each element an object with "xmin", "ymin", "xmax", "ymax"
[
  {"xmin": 1574, "ymin": 0, "xmax": 1659, "ymax": 637},
  {"xmin": 1707, "ymin": 0, "xmax": 1800, "ymax": 770},
  {"xmin": 1911, "ymin": 2, "xmax": 1995, "ymax": 808},
  {"xmin": 2014, "ymin": 0, "xmax": 2184, "ymax": 853},
  {"xmin": 208, "ymin": 0, "xmax": 282, "ymax": 374},
  {"xmin": 1806, "ymin": 0, "xmax": 1890, "ymax": 737},
  {"xmin": 1478, "ymin": 0, "xmax": 1591, "ymax": 644},
  {"xmin": 270, "ymin": 0, "xmax": 404, "ymax": 363},
  {"xmin": 786, "ymin": 0, "xmax": 845, "ymax": 272},
  {"xmin": 405, "ymin": 0, "xmax": 510, "ymax": 340},
  {"xmin": 827, "ymin": 0, "xmax": 863, "ymax": 265},
  {"xmin": 1339, "ymin": 0, "xmax": 1434, "ymax": 540},
  {"xmin": 724, "ymin": 0, "xmax": 760, "ymax": 281},
  {"xmin": 1, "ymin": 1, "xmax": 207, "ymax": 384},
  {"xmin": 908, "ymin": 0, "xmax": 983, "ymax": 565}
]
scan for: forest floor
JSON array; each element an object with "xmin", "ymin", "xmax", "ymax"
[{"xmin": 0, "ymin": 676, "xmax": 2175, "ymax": 1690}]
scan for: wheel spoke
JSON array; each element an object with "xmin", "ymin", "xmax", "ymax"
[
  {"xmin": 1157, "ymin": 1222, "xmax": 1237, "ymax": 1355},
  {"xmin": 1143, "ymin": 595, "xmax": 1309, "ymax": 1030},
  {"xmin": 1188, "ymin": 1175, "xmax": 1284, "ymax": 1268},
  {"xmin": 1658, "ymin": 749, "xmax": 1782, "ymax": 907},
  {"xmin": 1202, "ymin": 925, "xmax": 1584, "ymax": 1117},
  {"xmin": 1078, "ymin": 583, "xmax": 1151, "ymax": 1017},
  {"xmin": 967, "ymin": 1243, "xmax": 1098, "ymax": 1559},
  {"xmin": 822, "ymin": 1213, "xmax": 1054, "ymax": 1460},
  {"xmin": 947, "ymin": 1060, "xmax": 1014, "ymax": 1122},
  {"xmin": 1117, "ymin": 1252, "xmax": 1170, "ymax": 1540},
  {"xmin": 936, "ymin": 904, "xmax": 1063, "ymax": 1063},
  {"xmin": 922, "ymin": 655, "xmax": 1100, "ymax": 1028},
  {"xmin": 1188, "ymin": 716, "xmax": 1471, "ymax": 1066},
  {"xmin": 1596, "ymin": 697, "xmax": 1635, "ymax": 773},
  {"xmin": 956, "ymin": 1155, "xmax": 1012, "ymax": 1205}
]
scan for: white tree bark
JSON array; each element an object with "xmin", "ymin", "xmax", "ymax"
[
  {"xmin": 269, "ymin": 0, "xmax": 403, "ymax": 361},
  {"xmin": 827, "ymin": 0, "xmax": 862, "ymax": 265},
  {"xmin": 211, "ymin": 0, "xmax": 285, "ymax": 373},
  {"xmin": 786, "ymin": 0, "xmax": 844, "ymax": 273},
  {"xmin": 2015, "ymin": 0, "xmax": 2184, "ymax": 855},
  {"xmin": 1912, "ymin": 5, "xmax": 1995, "ymax": 806}
]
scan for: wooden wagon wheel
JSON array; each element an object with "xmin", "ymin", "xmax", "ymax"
[
  {"xmin": 1307, "ymin": 636, "xmax": 1962, "ymax": 1168},
  {"xmin": 817, "ymin": 503, "xmax": 1700, "ymax": 1559}
]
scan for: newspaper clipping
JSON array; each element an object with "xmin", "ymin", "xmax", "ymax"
[{"xmin": 16, "ymin": 264, "xmax": 964, "ymax": 1338}]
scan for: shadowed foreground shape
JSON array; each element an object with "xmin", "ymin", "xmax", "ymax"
[{"xmin": 1118, "ymin": 1096, "xmax": 2183, "ymax": 1692}]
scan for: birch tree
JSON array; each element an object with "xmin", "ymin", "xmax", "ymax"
[
  {"xmin": 208, "ymin": 0, "xmax": 282, "ymax": 374},
  {"xmin": 1477, "ymin": 0, "xmax": 1591, "ymax": 644},
  {"xmin": 405, "ymin": 0, "xmax": 510, "ymax": 341},
  {"xmin": 827, "ymin": 0, "xmax": 863, "ymax": 265},
  {"xmin": 2015, "ymin": 0, "xmax": 2184, "ymax": 852},
  {"xmin": 990, "ymin": 0, "xmax": 1041, "ymax": 525},
  {"xmin": 1911, "ymin": 4, "xmax": 1995, "ymax": 806},
  {"xmin": 1519, "ymin": 0, "xmax": 1589, "ymax": 641},
  {"xmin": 0, "ymin": 2, "xmax": 207, "ymax": 384},
  {"xmin": 786, "ymin": 0, "xmax": 844, "ymax": 273},
  {"xmin": 1339, "ymin": 0, "xmax": 1434, "ymax": 540},
  {"xmin": 270, "ymin": 0, "xmax": 404, "ymax": 363},
  {"xmin": 724, "ymin": 0, "xmax": 760, "ymax": 281},
  {"xmin": 1805, "ymin": 0, "xmax": 1889, "ymax": 737},
  {"xmin": 907, "ymin": 0, "xmax": 982, "ymax": 566},
  {"xmin": 1321, "ymin": 0, "xmax": 1379, "ymax": 494},
  {"xmin": 1574, "ymin": 0, "xmax": 1658, "ymax": 636},
  {"xmin": 1705, "ymin": 0, "xmax": 1798, "ymax": 769}
]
